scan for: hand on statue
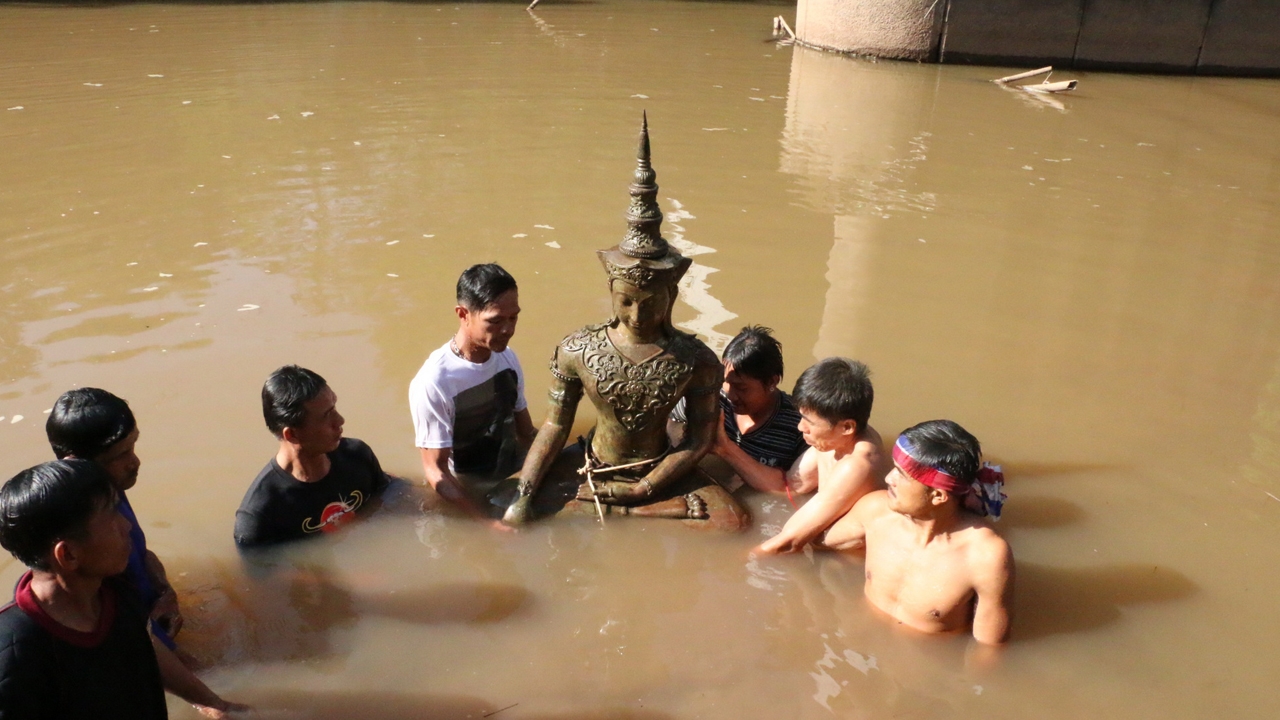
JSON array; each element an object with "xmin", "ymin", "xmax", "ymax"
[
  {"xmin": 578, "ymin": 479, "xmax": 650, "ymax": 505},
  {"xmin": 711, "ymin": 408, "xmax": 734, "ymax": 456}
]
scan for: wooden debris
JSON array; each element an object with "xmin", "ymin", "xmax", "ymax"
[
  {"xmin": 1024, "ymin": 80, "xmax": 1078, "ymax": 94},
  {"xmin": 993, "ymin": 66, "xmax": 1053, "ymax": 84},
  {"xmin": 993, "ymin": 66, "xmax": 1078, "ymax": 95},
  {"xmin": 772, "ymin": 16, "xmax": 796, "ymax": 41}
]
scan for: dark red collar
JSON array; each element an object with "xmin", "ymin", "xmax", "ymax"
[{"xmin": 14, "ymin": 571, "xmax": 117, "ymax": 648}]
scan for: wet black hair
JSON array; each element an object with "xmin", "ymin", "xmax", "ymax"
[
  {"xmin": 45, "ymin": 387, "xmax": 137, "ymax": 460},
  {"xmin": 899, "ymin": 420, "xmax": 982, "ymax": 483},
  {"xmin": 722, "ymin": 326, "xmax": 784, "ymax": 384},
  {"xmin": 456, "ymin": 263, "xmax": 517, "ymax": 311},
  {"xmin": 793, "ymin": 357, "xmax": 874, "ymax": 430},
  {"xmin": 0, "ymin": 459, "xmax": 116, "ymax": 571},
  {"xmin": 262, "ymin": 365, "xmax": 328, "ymax": 438}
]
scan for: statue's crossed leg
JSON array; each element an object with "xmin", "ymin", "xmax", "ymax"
[{"xmin": 491, "ymin": 443, "xmax": 749, "ymax": 532}]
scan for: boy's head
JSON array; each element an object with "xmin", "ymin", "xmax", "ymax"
[
  {"xmin": 792, "ymin": 358, "xmax": 873, "ymax": 451},
  {"xmin": 896, "ymin": 420, "xmax": 982, "ymax": 484},
  {"xmin": 0, "ymin": 459, "xmax": 130, "ymax": 576},
  {"xmin": 455, "ymin": 263, "xmax": 520, "ymax": 354},
  {"xmin": 888, "ymin": 420, "xmax": 982, "ymax": 513},
  {"xmin": 721, "ymin": 326, "xmax": 784, "ymax": 416},
  {"xmin": 262, "ymin": 365, "xmax": 344, "ymax": 453},
  {"xmin": 45, "ymin": 388, "xmax": 141, "ymax": 492}
]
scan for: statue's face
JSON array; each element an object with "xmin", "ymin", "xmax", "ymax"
[{"xmin": 611, "ymin": 279, "xmax": 671, "ymax": 336}]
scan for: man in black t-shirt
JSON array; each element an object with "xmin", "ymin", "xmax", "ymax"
[
  {"xmin": 235, "ymin": 366, "xmax": 390, "ymax": 548},
  {"xmin": 0, "ymin": 460, "xmax": 245, "ymax": 718},
  {"xmin": 669, "ymin": 326, "xmax": 808, "ymax": 494}
]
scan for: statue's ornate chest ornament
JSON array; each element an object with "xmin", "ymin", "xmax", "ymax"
[{"xmin": 559, "ymin": 324, "xmax": 694, "ymax": 433}]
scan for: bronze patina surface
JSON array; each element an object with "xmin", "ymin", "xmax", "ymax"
[{"xmin": 503, "ymin": 116, "xmax": 748, "ymax": 531}]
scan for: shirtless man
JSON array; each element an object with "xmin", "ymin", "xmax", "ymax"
[
  {"xmin": 824, "ymin": 420, "xmax": 1013, "ymax": 645},
  {"xmin": 753, "ymin": 358, "xmax": 883, "ymax": 554}
]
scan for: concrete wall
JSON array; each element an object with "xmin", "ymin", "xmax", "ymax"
[
  {"xmin": 794, "ymin": 0, "xmax": 1280, "ymax": 76},
  {"xmin": 1072, "ymin": 0, "xmax": 1212, "ymax": 72},
  {"xmin": 1199, "ymin": 0, "xmax": 1280, "ymax": 76},
  {"xmin": 940, "ymin": 0, "xmax": 1083, "ymax": 67}
]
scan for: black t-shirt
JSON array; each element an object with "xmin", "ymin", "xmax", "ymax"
[
  {"xmin": 0, "ymin": 573, "xmax": 167, "ymax": 720},
  {"xmin": 234, "ymin": 437, "xmax": 390, "ymax": 548},
  {"xmin": 672, "ymin": 391, "xmax": 809, "ymax": 470}
]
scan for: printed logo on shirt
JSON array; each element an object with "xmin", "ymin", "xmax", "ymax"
[{"xmin": 301, "ymin": 490, "xmax": 365, "ymax": 534}]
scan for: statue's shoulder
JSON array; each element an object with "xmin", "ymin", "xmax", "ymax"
[
  {"xmin": 559, "ymin": 322, "xmax": 610, "ymax": 355},
  {"xmin": 669, "ymin": 330, "xmax": 721, "ymax": 368}
]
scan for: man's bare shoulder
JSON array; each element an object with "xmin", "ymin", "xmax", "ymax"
[
  {"xmin": 956, "ymin": 518, "xmax": 1012, "ymax": 569},
  {"xmin": 823, "ymin": 426, "xmax": 884, "ymax": 490},
  {"xmin": 852, "ymin": 488, "xmax": 892, "ymax": 519},
  {"xmin": 850, "ymin": 425, "xmax": 885, "ymax": 465}
]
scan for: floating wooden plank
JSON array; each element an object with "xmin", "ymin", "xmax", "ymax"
[
  {"xmin": 993, "ymin": 66, "xmax": 1054, "ymax": 84},
  {"xmin": 1024, "ymin": 80, "xmax": 1079, "ymax": 93}
]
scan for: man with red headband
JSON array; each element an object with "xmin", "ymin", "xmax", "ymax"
[{"xmin": 824, "ymin": 420, "xmax": 1013, "ymax": 645}]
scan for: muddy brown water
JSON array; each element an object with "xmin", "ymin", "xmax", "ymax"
[{"xmin": 2, "ymin": 1, "xmax": 1279, "ymax": 718}]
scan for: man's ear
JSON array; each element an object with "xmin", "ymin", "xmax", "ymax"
[
  {"xmin": 930, "ymin": 488, "xmax": 951, "ymax": 507},
  {"xmin": 281, "ymin": 426, "xmax": 301, "ymax": 445},
  {"xmin": 838, "ymin": 419, "xmax": 858, "ymax": 437},
  {"xmin": 454, "ymin": 305, "xmax": 469, "ymax": 323},
  {"xmin": 764, "ymin": 375, "xmax": 782, "ymax": 393},
  {"xmin": 50, "ymin": 539, "xmax": 80, "ymax": 573}
]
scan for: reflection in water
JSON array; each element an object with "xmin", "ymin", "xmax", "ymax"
[{"xmin": 667, "ymin": 198, "xmax": 737, "ymax": 353}]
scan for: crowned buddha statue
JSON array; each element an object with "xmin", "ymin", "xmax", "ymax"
[{"xmin": 502, "ymin": 116, "xmax": 748, "ymax": 531}]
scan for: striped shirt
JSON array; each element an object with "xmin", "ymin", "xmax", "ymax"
[{"xmin": 672, "ymin": 391, "xmax": 809, "ymax": 470}]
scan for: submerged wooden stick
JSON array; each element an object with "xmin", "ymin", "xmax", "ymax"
[
  {"xmin": 773, "ymin": 15, "xmax": 796, "ymax": 40},
  {"xmin": 527, "ymin": 0, "xmax": 541, "ymax": 10},
  {"xmin": 993, "ymin": 66, "xmax": 1053, "ymax": 84}
]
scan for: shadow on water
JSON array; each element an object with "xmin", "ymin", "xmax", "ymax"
[
  {"xmin": 241, "ymin": 689, "xmax": 676, "ymax": 720},
  {"xmin": 997, "ymin": 495, "xmax": 1086, "ymax": 529},
  {"xmin": 173, "ymin": 558, "xmax": 530, "ymax": 667},
  {"xmin": 358, "ymin": 582, "xmax": 531, "ymax": 625},
  {"xmin": 1013, "ymin": 562, "xmax": 1198, "ymax": 642}
]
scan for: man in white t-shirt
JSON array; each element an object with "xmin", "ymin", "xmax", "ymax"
[{"xmin": 409, "ymin": 263, "xmax": 536, "ymax": 523}]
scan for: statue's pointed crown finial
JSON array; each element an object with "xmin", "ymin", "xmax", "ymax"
[
  {"xmin": 597, "ymin": 114, "xmax": 690, "ymax": 290},
  {"xmin": 619, "ymin": 111, "xmax": 667, "ymax": 260}
]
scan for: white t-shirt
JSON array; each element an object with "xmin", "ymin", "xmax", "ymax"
[{"xmin": 409, "ymin": 341, "xmax": 528, "ymax": 475}]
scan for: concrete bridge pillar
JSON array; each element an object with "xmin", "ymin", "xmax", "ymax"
[{"xmin": 795, "ymin": 0, "xmax": 944, "ymax": 61}]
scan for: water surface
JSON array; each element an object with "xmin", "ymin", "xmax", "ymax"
[{"xmin": 2, "ymin": 1, "xmax": 1279, "ymax": 718}]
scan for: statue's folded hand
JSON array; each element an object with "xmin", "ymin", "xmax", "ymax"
[{"xmin": 578, "ymin": 479, "xmax": 651, "ymax": 505}]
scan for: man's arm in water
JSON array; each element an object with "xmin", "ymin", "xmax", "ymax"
[
  {"xmin": 153, "ymin": 636, "xmax": 249, "ymax": 718},
  {"xmin": 419, "ymin": 447, "xmax": 508, "ymax": 531},
  {"xmin": 144, "ymin": 550, "xmax": 182, "ymax": 636},
  {"xmin": 515, "ymin": 408, "xmax": 536, "ymax": 450},
  {"xmin": 787, "ymin": 447, "xmax": 819, "ymax": 494},
  {"xmin": 754, "ymin": 446, "xmax": 877, "ymax": 555},
  {"xmin": 819, "ymin": 489, "xmax": 887, "ymax": 551},
  {"xmin": 709, "ymin": 414, "xmax": 789, "ymax": 493},
  {"xmin": 970, "ymin": 533, "xmax": 1015, "ymax": 645}
]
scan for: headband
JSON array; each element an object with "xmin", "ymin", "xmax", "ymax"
[
  {"xmin": 892, "ymin": 435, "xmax": 1006, "ymax": 520},
  {"xmin": 892, "ymin": 436, "xmax": 967, "ymax": 493}
]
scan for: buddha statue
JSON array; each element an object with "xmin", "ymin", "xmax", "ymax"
[{"xmin": 502, "ymin": 115, "xmax": 748, "ymax": 531}]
